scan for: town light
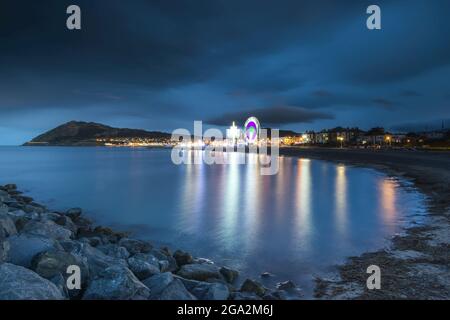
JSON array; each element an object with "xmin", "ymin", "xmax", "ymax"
[{"xmin": 337, "ymin": 136, "xmax": 344, "ymax": 148}]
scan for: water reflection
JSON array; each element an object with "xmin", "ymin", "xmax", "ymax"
[
  {"xmin": 221, "ymin": 153, "xmax": 240, "ymax": 249},
  {"xmin": 379, "ymin": 178, "xmax": 397, "ymax": 228},
  {"xmin": 179, "ymin": 152, "xmax": 205, "ymax": 233},
  {"xmin": 242, "ymin": 153, "xmax": 260, "ymax": 255},
  {"xmin": 334, "ymin": 165, "xmax": 348, "ymax": 237},
  {"xmin": 0, "ymin": 147, "xmax": 427, "ymax": 297},
  {"xmin": 295, "ymin": 159, "xmax": 312, "ymax": 249}
]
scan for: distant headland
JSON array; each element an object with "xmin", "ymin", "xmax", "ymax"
[{"xmin": 23, "ymin": 121, "xmax": 172, "ymax": 147}]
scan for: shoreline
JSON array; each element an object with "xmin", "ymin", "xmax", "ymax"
[
  {"xmin": 1, "ymin": 146, "xmax": 449, "ymax": 299},
  {"xmin": 279, "ymin": 147, "xmax": 450, "ymax": 299},
  {"xmin": 0, "ymin": 183, "xmax": 301, "ymax": 300}
]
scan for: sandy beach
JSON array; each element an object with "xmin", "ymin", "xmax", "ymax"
[{"xmin": 280, "ymin": 147, "xmax": 450, "ymax": 299}]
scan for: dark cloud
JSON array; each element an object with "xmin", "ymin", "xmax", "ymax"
[
  {"xmin": 312, "ymin": 90, "xmax": 333, "ymax": 98},
  {"xmin": 400, "ymin": 90, "xmax": 422, "ymax": 97},
  {"xmin": 207, "ymin": 106, "xmax": 334, "ymax": 126},
  {"xmin": 0, "ymin": 0, "xmax": 449, "ymax": 143},
  {"xmin": 372, "ymin": 98, "xmax": 396, "ymax": 109}
]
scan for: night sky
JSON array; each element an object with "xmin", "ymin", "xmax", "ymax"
[{"xmin": 0, "ymin": 0, "xmax": 449, "ymax": 144}]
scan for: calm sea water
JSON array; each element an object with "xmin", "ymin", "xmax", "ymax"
[{"xmin": 0, "ymin": 146, "xmax": 427, "ymax": 296}]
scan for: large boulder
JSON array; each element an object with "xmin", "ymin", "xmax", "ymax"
[
  {"xmin": 30, "ymin": 250, "xmax": 90, "ymax": 287},
  {"xmin": 173, "ymin": 250, "xmax": 194, "ymax": 266},
  {"xmin": 77, "ymin": 226, "xmax": 125, "ymax": 244},
  {"xmin": 0, "ymin": 263, "xmax": 64, "ymax": 300},
  {"xmin": 3, "ymin": 184, "xmax": 17, "ymax": 191},
  {"xmin": 0, "ymin": 212, "xmax": 17, "ymax": 238},
  {"xmin": 0, "ymin": 239, "xmax": 10, "ymax": 263},
  {"xmin": 21, "ymin": 220, "xmax": 73, "ymax": 240},
  {"xmin": 60, "ymin": 240, "xmax": 127, "ymax": 279},
  {"xmin": 220, "ymin": 266, "xmax": 239, "ymax": 283},
  {"xmin": 54, "ymin": 215, "xmax": 78, "ymax": 234},
  {"xmin": 232, "ymin": 291, "xmax": 262, "ymax": 300},
  {"xmin": 65, "ymin": 207, "xmax": 82, "ymax": 220},
  {"xmin": 39, "ymin": 212, "xmax": 62, "ymax": 222},
  {"xmin": 142, "ymin": 272, "xmax": 196, "ymax": 300},
  {"xmin": 240, "ymin": 279, "xmax": 267, "ymax": 297},
  {"xmin": 177, "ymin": 263, "xmax": 222, "ymax": 281},
  {"xmin": 176, "ymin": 276, "xmax": 230, "ymax": 300},
  {"xmin": 83, "ymin": 265, "xmax": 150, "ymax": 300},
  {"xmin": 97, "ymin": 244, "xmax": 130, "ymax": 260},
  {"xmin": 127, "ymin": 254, "xmax": 160, "ymax": 280},
  {"xmin": 7, "ymin": 234, "xmax": 63, "ymax": 268},
  {"xmin": 150, "ymin": 248, "xmax": 177, "ymax": 272},
  {"xmin": 0, "ymin": 190, "xmax": 12, "ymax": 202},
  {"xmin": 118, "ymin": 238, "xmax": 152, "ymax": 255}
]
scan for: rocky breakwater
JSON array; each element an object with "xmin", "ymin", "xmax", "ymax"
[{"xmin": 0, "ymin": 184, "xmax": 302, "ymax": 300}]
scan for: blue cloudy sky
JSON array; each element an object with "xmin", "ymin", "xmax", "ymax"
[{"xmin": 0, "ymin": 0, "xmax": 449, "ymax": 144}]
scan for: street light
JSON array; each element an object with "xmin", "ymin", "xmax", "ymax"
[
  {"xmin": 337, "ymin": 136, "xmax": 344, "ymax": 148},
  {"xmin": 385, "ymin": 135, "xmax": 392, "ymax": 147}
]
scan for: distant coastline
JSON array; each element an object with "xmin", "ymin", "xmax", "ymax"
[{"xmin": 23, "ymin": 121, "xmax": 171, "ymax": 147}]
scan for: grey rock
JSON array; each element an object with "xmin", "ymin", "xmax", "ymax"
[
  {"xmin": 240, "ymin": 279, "xmax": 267, "ymax": 297},
  {"xmin": 177, "ymin": 263, "xmax": 222, "ymax": 281},
  {"xmin": 0, "ymin": 203, "xmax": 9, "ymax": 214},
  {"xmin": 83, "ymin": 236, "xmax": 102, "ymax": 247},
  {"xmin": 6, "ymin": 201, "xmax": 23, "ymax": 210},
  {"xmin": 21, "ymin": 220, "xmax": 73, "ymax": 240},
  {"xmin": 97, "ymin": 244, "xmax": 130, "ymax": 260},
  {"xmin": 23, "ymin": 204, "xmax": 44, "ymax": 214},
  {"xmin": 4, "ymin": 184, "xmax": 17, "ymax": 191},
  {"xmin": 220, "ymin": 266, "xmax": 239, "ymax": 283},
  {"xmin": 0, "ymin": 263, "xmax": 64, "ymax": 300},
  {"xmin": 58, "ymin": 239, "xmax": 84, "ymax": 252},
  {"xmin": 173, "ymin": 249, "xmax": 193, "ymax": 266},
  {"xmin": 232, "ymin": 291, "xmax": 262, "ymax": 300},
  {"xmin": 0, "ymin": 190, "xmax": 12, "ymax": 202},
  {"xmin": 142, "ymin": 272, "xmax": 174, "ymax": 296},
  {"xmin": 128, "ymin": 255, "xmax": 160, "ymax": 280},
  {"xmin": 0, "ymin": 239, "xmax": 10, "ymax": 263},
  {"xmin": 176, "ymin": 276, "xmax": 229, "ymax": 300},
  {"xmin": 150, "ymin": 249, "xmax": 177, "ymax": 272},
  {"xmin": 118, "ymin": 238, "xmax": 152, "ymax": 255},
  {"xmin": 264, "ymin": 290, "xmax": 288, "ymax": 300},
  {"xmin": 30, "ymin": 250, "xmax": 90, "ymax": 286},
  {"xmin": 40, "ymin": 212, "xmax": 62, "ymax": 222},
  {"xmin": 142, "ymin": 272, "xmax": 196, "ymax": 300},
  {"xmin": 260, "ymin": 272, "xmax": 273, "ymax": 278},
  {"xmin": 9, "ymin": 212, "xmax": 38, "ymax": 232},
  {"xmin": 83, "ymin": 265, "xmax": 150, "ymax": 300},
  {"xmin": 49, "ymin": 273, "xmax": 69, "ymax": 299},
  {"xmin": 54, "ymin": 215, "xmax": 78, "ymax": 234},
  {"xmin": 7, "ymin": 234, "xmax": 63, "ymax": 268},
  {"xmin": 274, "ymin": 281, "xmax": 302, "ymax": 299},
  {"xmin": 66, "ymin": 207, "xmax": 82, "ymax": 220},
  {"xmin": 61, "ymin": 240, "xmax": 127, "ymax": 279},
  {"xmin": 17, "ymin": 195, "xmax": 33, "ymax": 204},
  {"xmin": 276, "ymin": 280, "xmax": 296, "ymax": 291},
  {"xmin": 133, "ymin": 253, "xmax": 160, "ymax": 267},
  {"xmin": 159, "ymin": 260, "xmax": 170, "ymax": 272},
  {"xmin": 77, "ymin": 226, "xmax": 124, "ymax": 244},
  {"xmin": 160, "ymin": 278, "xmax": 197, "ymax": 300},
  {"xmin": 0, "ymin": 212, "xmax": 17, "ymax": 238},
  {"xmin": 21, "ymin": 205, "xmax": 33, "ymax": 213},
  {"xmin": 73, "ymin": 216, "xmax": 93, "ymax": 229}
]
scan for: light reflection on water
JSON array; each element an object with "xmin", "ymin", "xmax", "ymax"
[{"xmin": 0, "ymin": 147, "xmax": 427, "ymax": 296}]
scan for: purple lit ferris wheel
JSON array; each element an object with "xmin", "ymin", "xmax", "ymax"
[{"xmin": 244, "ymin": 117, "xmax": 260, "ymax": 144}]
